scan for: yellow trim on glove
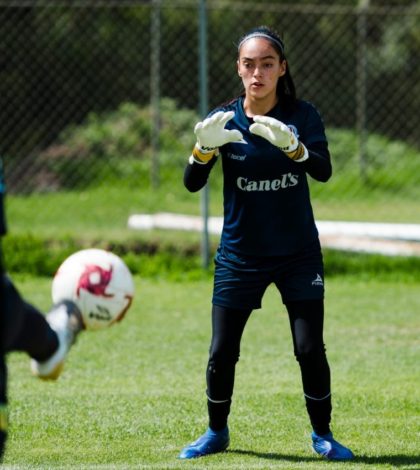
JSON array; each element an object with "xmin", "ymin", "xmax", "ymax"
[
  {"xmin": 192, "ymin": 144, "xmax": 217, "ymax": 163},
  {"xmin": 284, "ymin": 142, "xmax": 309, "ymax": 162}
]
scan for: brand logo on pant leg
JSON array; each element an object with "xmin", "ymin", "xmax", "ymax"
[{"xmin": 311, "ymin": 273, "xmax": 324, "ymax": 286}]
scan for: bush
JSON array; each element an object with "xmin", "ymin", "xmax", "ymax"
[
  {"xmin": 12, "ymin": 98, "xmax": 199, "ymax": 192},
  {"xmin": 2, "ymin": 233, "xmax": 213, "ymax": 281},
  {"xmin": 311, "ymin": 128, "xmax": 420, "ymax": 199},
  {"xmin": 8, "ymin": 97, "xmax": 419, "ymax": 199},
  {"xmin": 4, "ymin": 233, "xmax": 420, "ymax": 283}
]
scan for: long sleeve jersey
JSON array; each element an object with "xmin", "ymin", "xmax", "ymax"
[{"xmin": 184, "ymin": 97, "xmax": 332, "ymax": 257}]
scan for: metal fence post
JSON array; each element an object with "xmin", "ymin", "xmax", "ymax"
[
  {"xmin": 150, "ymin": 0, "xmax": 161, "ymax": 188},
  {"xmin": 356, "ymin": 0, "xmax": 369, "ymax": 183},
  {"xmin": 198, "ymin": 0, "xmax": 210, "ymax": 268}
]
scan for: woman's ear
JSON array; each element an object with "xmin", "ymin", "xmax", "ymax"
[{"xmin": 279, "ymin": 59, "xmax": 287, "ymax": 77}]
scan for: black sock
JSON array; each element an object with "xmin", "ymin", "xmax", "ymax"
[
  {"xmin": 305, "ymin": 394, "xmax": 332, "ymax": 435},
  {"xmin": 207, "ymin": 399, "xmax": 231, "ymax": 431}
]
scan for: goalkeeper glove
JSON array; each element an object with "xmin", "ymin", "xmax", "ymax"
[
  {"xmin": 191, "ymin": 111, "xmax": 245, "ymax": 163},
  {"xmin": 249, "ymin": 115, "xmax": 309, "ymax": 162}
]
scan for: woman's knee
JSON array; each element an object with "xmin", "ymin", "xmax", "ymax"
[
  {"xmin": 209, "ymin": 342, "xmax": 240, "ymax": 366},
  {"xmin": 294, "ymin": 343, "xmax": 327, "ymax": 366}
]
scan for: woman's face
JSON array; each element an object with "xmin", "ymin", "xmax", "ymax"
[{"xmin": 237, "ymin": 37, "xmax": 286, "ymax": 103}]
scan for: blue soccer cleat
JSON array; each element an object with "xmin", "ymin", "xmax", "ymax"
[
  {"xmin": 178, "ymin": 427, "xmax": 230, "ymax": 459},
  {"xmin": 312, "ymin": 431, "xmax": 354, "ymax": 461}
]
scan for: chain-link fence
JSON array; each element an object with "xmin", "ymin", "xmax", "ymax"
[{"xmin": 1, "ymin": 1, "xmax": 419, "ymax": 240}]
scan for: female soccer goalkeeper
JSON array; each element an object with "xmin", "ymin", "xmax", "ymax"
[{"xmin": 179, "ymin": 25, "xmax": 354, "ymax": 461}]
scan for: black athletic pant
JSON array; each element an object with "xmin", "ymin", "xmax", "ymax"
[
  {"xmin": 206, "ymin": 300, "xmax": 331, "ymax": 435},
  {"xmin": 0, "ymin": 274, "xmax": 58, "ymax": 460},
  {"xmin": 1, "ymin": 275, "xmax": 58, "ymax": 359}
]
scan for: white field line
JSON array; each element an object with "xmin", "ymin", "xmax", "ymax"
[{"xmin": 128, "ymin": 213, "xmax": 420, "ymax": 256}]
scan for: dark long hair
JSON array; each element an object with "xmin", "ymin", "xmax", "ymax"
[{"xmin": 237, "ymin": 26, "xmax": 297, "ymax": 113}]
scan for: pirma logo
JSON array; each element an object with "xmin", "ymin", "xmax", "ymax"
[{"xmin": 311, "ymin": 274, "xmax": 324, "ymax": 286}]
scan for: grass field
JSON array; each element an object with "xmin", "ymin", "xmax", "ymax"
[
  {"xmin": 3, "ymin": 274, "xmax": 419, "ymax": 469},
  {"xmin": 6, "ymin": 173, "xmax": 420, "ymax": 242}
]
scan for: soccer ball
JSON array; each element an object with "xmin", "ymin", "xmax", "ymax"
[{"xmin": 52, "ymin": 248, "xmax": 135, "ymax": 330}]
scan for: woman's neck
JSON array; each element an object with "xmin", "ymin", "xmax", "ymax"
[{"xmin": 243, "ymin": 95, "xmax": 278, "ymax": 117}]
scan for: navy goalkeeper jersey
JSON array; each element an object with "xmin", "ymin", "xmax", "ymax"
[{"xmin": 184, "ymin": 97, "xmax": 331, "ymax": 257}]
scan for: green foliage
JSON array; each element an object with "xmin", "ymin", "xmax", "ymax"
[
  {"xmin": 310, "ymin": 127, "xmax": 420, "ymax": 199},
  {"xmin": 329, "ymin": 127, "xmax": 420, "ymax": 176},
  {"xmin": 323, "ymin": 249, "xmax": 420, "ymax": 281},
  {"xmin": 36, "ymin": 98, "xmax": 198, "ymax": 189},
  {"xmin": 2, "ymin": 232, "xmax": 214, "ymax": 281},
  {"xmin": 28, "ymin": 104, "xmax": 420, "ymax": 197},
  {"xmin": 4, "ymin": 232, "xmax": 420, "ymax": 283},
  {"xmin": 2, "ymin": 234, "xmax": 80, "ymax": 277},
  {"xmin": 3, "ymin": 2, "xmax": 419, "ymax": 167}
]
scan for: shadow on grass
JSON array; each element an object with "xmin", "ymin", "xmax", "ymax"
[
  {"xmin": 228, "ymin": 449, "xmax": 420, "ymax": 467},
  {"xmin": 227, "ymin": 449, "xmax": 318, "ymax": 463}
]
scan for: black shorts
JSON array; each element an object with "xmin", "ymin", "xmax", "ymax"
[{"xmin": 212, "ymin": 240, "xmax": 325, "ymax": 309}]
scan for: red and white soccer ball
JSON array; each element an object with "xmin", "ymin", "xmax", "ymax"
[{"xmin": 52, "ymin": 249, "xmax": 135, "ymax": 330}]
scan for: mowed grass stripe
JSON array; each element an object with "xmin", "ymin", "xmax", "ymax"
[{"xmin": 4, "ymin": 276, "xmax": 419, "ymax": 469}]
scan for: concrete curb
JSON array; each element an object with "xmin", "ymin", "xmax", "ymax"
[{"xmin": 128, "ymin": 212, "xmax": 420, "ymax": 257}]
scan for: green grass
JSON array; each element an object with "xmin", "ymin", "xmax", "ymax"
[
  {"xmin": 3, "ymin": 275, "xmax": 419, "ymax": 469},
  {"xmin": 6, "ymin": 181, "xmax": 420, "ymax": 246}
]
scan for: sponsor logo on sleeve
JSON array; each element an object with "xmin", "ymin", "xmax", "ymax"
[{"xmin": 227, "ymin": 153, "xmax": 247, "ymax": 161}]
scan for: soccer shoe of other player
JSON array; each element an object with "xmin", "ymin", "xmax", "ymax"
[
  {"xmin": 30, "ymin": 300, "xmax": 84, "ymax": 380},
  {"xmin": 311, "ymin": 431, "xmax": 354, "ymax": 461},
  {"xmin": 178, "ymin": 426, "xmax": 229, "ymax": 459}
]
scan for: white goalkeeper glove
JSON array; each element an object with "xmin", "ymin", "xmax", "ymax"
[
  {"xmin": 249, "ymin": 115, "xmax": 309, "ymax": 162},
  {"xmin": 191, "ymin": 111, "xmax": 245, "ymax": 163}
]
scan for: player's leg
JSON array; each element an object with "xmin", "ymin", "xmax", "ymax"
[
  {"xmin": 3, "ymin": 281, "xmax": 58, "ymax": 361},
  {"xmin": 286, "ymin": 299, "xmax": 353, "ymax": 461},
  {"xmin": 0, "ymin": 355, "xmax": 7, "ymax": 462},
  {"xmin": 3, "ymin": 275, "xmax": 83, "ymax": 380},
  {"xmin": 178, "ymin": 305, "xmax": 252, "ymax": 459},
  {"xmin": 179, "ymin": 246, "xmax": 268, "ymax": 459},
  {"xmin": 0, "ymin": 274, "xmax": 9, "ymax": 462},
  {"xmin": 206, "ymin": 304, "xmax": 252, "ymax": 431},
  {"xmin": 286, "ymin": 299, "xmax": 331, "ymax": 433}
]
